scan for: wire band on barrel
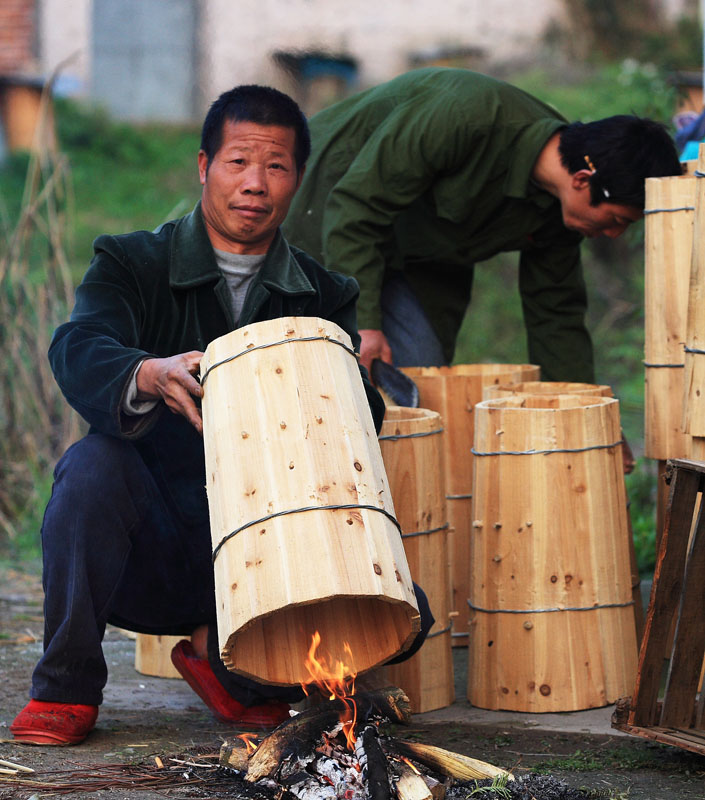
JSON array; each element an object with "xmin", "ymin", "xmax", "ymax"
[
  {"xmin": 378, "ymin": 428, "xmax": 444, "ymax": 441},
  {"xmin": 471, "ymin": 439, "xmax": 623, "ymax": 457},
  {"xmin": 467, "ymin": 599, "xmax": 634, "ymax": 614},
  {"xmin": 212, "ymin": 503, "xmax": 402, "ymax": 562},
  {"xmin": 200, "ymin": 335, "xmax": 358, "ymax": 387},
  {"xmin": 401, "ymin": 523, "xmax": 449, "ymax": 539}
]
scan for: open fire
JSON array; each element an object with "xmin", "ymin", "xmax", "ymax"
[{"xmin": 220, "ymin": 633, "xmax": 510, "ymax": 800}]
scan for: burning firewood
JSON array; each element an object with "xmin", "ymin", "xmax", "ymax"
[
  {"xmin": 230, "ymin": 686, "xmax": 411, "ymax": 782},
  {"xmin": 384, "ymin": 740, "xmax": 512, "ymax": 782},
  {"xmin": 394, "ymin": 762, "xmax": 434, "ymax": 800}
]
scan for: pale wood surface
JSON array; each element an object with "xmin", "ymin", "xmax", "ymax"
[
  {"xmin": 401, "ymin": 365, "xmax": 539, "ymax": 647},
  {"xmin": 644, "ymin": 174, "xmax": 695, "ymax": 457},
  {"xmin": 380, "ymin": 406, "xmax": 454, "ymax": 713},
  {"xmin": 201, "ymin": 317, "xmax": 419, "ymax": 686},
  {"xmin": 484, "ymin": 381, "xmax": 612, "ymax": 400},
  {"xmin": 135, "ymin": 634, "xmax": 186, "ymax": 679},
  {"xmin": 683, "ymin": 146, "xmax": 705, "ymax": 435},
  {"xmin": 468, "ymin": 395, "xmax": 637, "ymax": 711}
]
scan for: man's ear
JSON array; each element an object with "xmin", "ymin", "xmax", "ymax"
[
  {"xmin": 571, "ymin": 168, "xmax": 593, "ymax": 191},
  {"xmin": 198, "ymin": 150, "xmax": 209, "ymax": 186}
]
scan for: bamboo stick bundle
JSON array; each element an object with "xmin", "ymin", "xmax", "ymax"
[
  {"xmin": 200, "ymin": 317, "xmax": 419, "ymax": 686},
  {"xmin": 135, "ymin": 634, "xmax": 186, "ymax": 679},
  {"xmin": 683, "ymin": 145, "xmax": 705, "ymax": 436},
  {"xmin": 644, "ymin": 173, "xmax": 695, "ymax": 457},
  {"xmin": 401, "ymin": 364, "xmax": 540, "ymax": 647},
  {"xmin": 379, "ymin": 407, "xmax": 454, "ymax": 712},
  {"xmin": 468, "ymin": 395, "xmax": 637, "ymax": 711}
]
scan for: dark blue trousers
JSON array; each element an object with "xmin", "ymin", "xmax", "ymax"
[{"xmin": 32, "ymin": 433, "xmax": 433, "ymax": 706}]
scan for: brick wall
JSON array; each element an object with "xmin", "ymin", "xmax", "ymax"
[{"xmin": 0, "ymin": 0, "xmax": 36, "ymax": 75}]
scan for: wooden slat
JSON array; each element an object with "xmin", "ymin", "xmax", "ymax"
[
  {"xmin": 613, "ymin": 722, "xmax": 705, "ymax": 756},
  {"xmin": 660, "ymin": 499, "xmax": 705, "ymax": 726},
  {"xmin": 629, "ymin": 463, "xmax": 703, "ymax": 726}
]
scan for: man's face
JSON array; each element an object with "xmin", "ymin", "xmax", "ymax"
[
  {"xmin": 198, "ymin": 119, "xmax": 303, "ymax": 254},
  {"xmin": 560, "ymin": 170, "xmax": 642, "ymax": 239}
]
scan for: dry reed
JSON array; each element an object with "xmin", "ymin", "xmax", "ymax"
[{"xmin": 0, "ymin": 81, "xmax": 82, "ymax": 546}]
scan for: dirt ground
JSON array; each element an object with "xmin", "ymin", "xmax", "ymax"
[{"xmin": 1, "ymin": 565, "xmax": 704, "ymax": 799}]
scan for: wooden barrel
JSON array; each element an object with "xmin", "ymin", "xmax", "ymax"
[
  {"xmin": 684, "ymin": 145, "xmax": 705, "ymax": 436},
  {"xmin": 200, "ymin": 317, "xmax": 419, "ymax": 686},
  {"xmin": 468, "ymin": 394, "xmax": 637, "ymax": 711},
  {"xmin": 483, "ymin": 381, "xmax": 612, "ymax": 400},
  {"xmin": 379, "ymin": 406, "xmax": 454, "ymax": 712},
  {"xmin": 401, "ymin": 364, "xmax": 540, "ymax": 646},
  {"xmin": 644, "ymin": 174, "xmax": 694, "ymax": 458},
  {"xmin": 135, "ymin": 634, "xmax": 185, "ymax": 679}
]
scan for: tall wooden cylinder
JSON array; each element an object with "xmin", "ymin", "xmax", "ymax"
[
  {"xmin": 201, "ymin": 317, "xmax": 419, "ymax": 686},
  {"xmin": 683, "ymin": 145, "xmax": 705, "ymax": 436},
  {"xmin": 380, "ymin": 407, "xmax": 454, "ymax": 712},
  {"xmin": 644, "ymin": 174, "xmax": 694, "ymax": 458},
  {"xmin": 468, "ymin": 395, "xmax": 637, "ymax": 711},
  {"xmin": 401, "ymin": 364, "xmax": 540, "ymax": 646}
]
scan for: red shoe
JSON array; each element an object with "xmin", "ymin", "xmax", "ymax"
[
  {"xmin": 171, "ymin": 639, "xmax": 290, "ymax": 729},
  {"xmin": 10, "ymin": 699, "xmax": 98, "ymax": 745}
]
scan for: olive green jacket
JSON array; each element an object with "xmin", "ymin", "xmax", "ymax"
[{"xmin": 284, "ymin": 68, "xmax": 593, "ymax": 381}]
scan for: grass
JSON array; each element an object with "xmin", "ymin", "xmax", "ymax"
[
  {"xmin": 0, "ymin": 60, "xmax": 681, "ymax": 572},
  {"xmin": 531, "ymin": 743, "xmax": 675, "ymax": 774}
]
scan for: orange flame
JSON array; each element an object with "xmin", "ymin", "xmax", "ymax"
[
  {"xmin": 302, "ymin": 631, "xmax": 358, "ymax": 749},
  {"xmin": 237, "ymin": 732, "xmax": 259, "ymax": 754},
  {"xmin": 400, "ymin": 756, "xmax": 421, "ymax": 775}
]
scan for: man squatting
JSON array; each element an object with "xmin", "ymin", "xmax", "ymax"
[{"xmin": 12, "ymin": 69, "xmax": 682, "ymax": 744}]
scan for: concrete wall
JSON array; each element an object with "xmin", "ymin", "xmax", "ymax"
[
  {"xmin": 39, "ymin": 0, "xmax": 91, "ymax": 95},
  {"xmin": 34, "ymin": 0, "xmax": 701, "ymax": 120},
  {"xmin": 199, "ymin": 0, "xmax": 568, "ymax": 103}
]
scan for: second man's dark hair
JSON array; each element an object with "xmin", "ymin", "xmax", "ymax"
[
  {"xmin": 201, "ymin": 85, "xmax": 311, "ymax": 174},
  {"xmin": 558, "ymin": 115, "xmax": 682, "ymax": 209}
]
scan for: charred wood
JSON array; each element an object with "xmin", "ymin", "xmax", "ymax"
[
  {"xmin": 362, "ymin": 725, "xmax": 392, "ymax": 800},
  {"xmin": 245, "ymin": 687, "xmax": 411, "ymax": 783}
]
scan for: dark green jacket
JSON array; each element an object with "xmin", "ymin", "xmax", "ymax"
[
  {"xmin": 50, "ymin": 202, "xmax": 384, "ymax": 524},
  {"xmin": 284, "ymin": 68, "xmax": 594, "ymax": 382}
]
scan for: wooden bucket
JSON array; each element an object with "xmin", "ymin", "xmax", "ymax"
[
  {"xmin": 401, "ymin": 364, "xmax": 540, "ymax": 646},
  {"xmin": 483, "ymin": 381, "xmax": 612, "ymax": 400},
  {"xmin": 135, "ymin": 634, "xmax": 185, "ymax": 679},
  {"xmin": 468, "ymin": 395, "xmax": 637, "ymax": 711},
  {"xmin": 684, "ymin": 145, "xmax": 705, "ymax": 437},
  {"xmin": 644, "ymin": 174, "xmax": 694, "ymax": 459},
  {"xmin": 200, "ymin": 317, "xmax": 420, "ymax": 686},
  {"xmin": 379, "ymin": 406, "xmax": 454, "ymax": 712}
]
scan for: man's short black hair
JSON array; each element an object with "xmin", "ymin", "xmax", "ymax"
[
  {"xmin": 558, "ymin": 115, "xmax": 682, "ymax": 209},
  {"xmin": 201, "ymin": 85, "xmax": 311, "ymax": 174}
]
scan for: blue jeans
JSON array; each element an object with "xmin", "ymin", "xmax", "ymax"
[
  {"xmin": 381, "ymin": 271, "xmax": 447, "ymax": 367},
  {"xmin": 32, "ymin": 433, "xmax": 433, "ymax": 706}
]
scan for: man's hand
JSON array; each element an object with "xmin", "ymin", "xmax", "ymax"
[
  {"xmin": 359, "ymin": 329, "xmax": 393, "ymax": 374},
  {"xmin": 136, "ymin": 351, "xmax": 204, "ymax": 433}
]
